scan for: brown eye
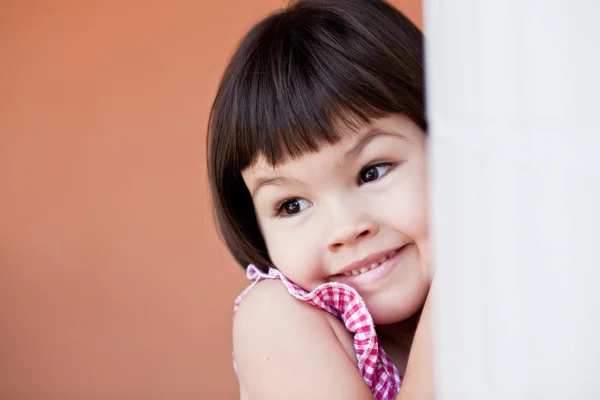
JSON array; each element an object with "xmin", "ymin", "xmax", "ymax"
[
  {"xmin": 277, "ymin": 198, "xmax": 310, "ymax": 217},
  {"xmin": 283, "ymin": 200, "xmax": 300, "ymax": 214},
  {"xmin": 359, "ymin": 163, "xmax": 392, "ymax": 184}
]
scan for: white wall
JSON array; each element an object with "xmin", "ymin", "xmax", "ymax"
[{"xmin": 424, "ymin": 0, "xmax": 600, "ymax": 398}]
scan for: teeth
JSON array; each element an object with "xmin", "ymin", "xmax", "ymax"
[
  {"xmin": 342, "ymin": 262, "xmax": 382, "ymax": 276},
  {"xmin": 340, "ymin": 249, "xmax": 402, "ymax": 277}
]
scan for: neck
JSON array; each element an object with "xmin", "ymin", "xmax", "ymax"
[
  {"xmin": 375, "ymin": 308, "xmax": 422, "ymax": 354},
  {"xmin": 374, "ymin": 309, "xmax": 423, "ymax": 375}
]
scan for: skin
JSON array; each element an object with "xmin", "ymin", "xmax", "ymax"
[{"xmin": 234, "ymin": 114, "xmax": 434, "ymax": 399}]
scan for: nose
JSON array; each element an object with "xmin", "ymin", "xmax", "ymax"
[{"xmin": 326, "ymin": 200, "xmax": 379, "ymax": 252}]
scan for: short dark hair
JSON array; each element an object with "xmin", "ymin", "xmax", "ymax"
[{"xmin": 207, "ymin": 0, "xmax": 426, "ymax": 270}]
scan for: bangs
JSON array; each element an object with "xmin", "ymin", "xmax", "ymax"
[
  {"xmin": 209, "ymin": 1, "xmax": 425, "ymax": 174},
  {"xmin": 230, "ymin": 32, "xmax": 398, "ymax": 169}
]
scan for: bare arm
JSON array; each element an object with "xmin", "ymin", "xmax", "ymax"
[
  {"xmin": 395, "ymin": 288, "xmax": 435, "ymax": 400},
  {"xmin": 233, "ymin": 280, "xmax": 375, "ymax": 400}
]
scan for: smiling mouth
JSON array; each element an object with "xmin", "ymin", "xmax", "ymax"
[{"xmin": 336, "ymin": 248, "xmax": 402, "ymax": 277}]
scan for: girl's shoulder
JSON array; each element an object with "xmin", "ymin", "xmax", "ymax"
[
  {"xmin": 233, "ymin": 266, "xmax": 401, "ymax": 399},
  {"xmin": 233, "ymin": 278, "xmax": 357, "ymax": 363},
  {"xmin": 233, "ymin": 278, "xmax": 371, "ymax": 399}
]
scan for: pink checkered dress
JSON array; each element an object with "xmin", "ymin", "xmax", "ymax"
[{"xmin": 234, "ymin": 264, "xmax": 402, "ymax": 400}]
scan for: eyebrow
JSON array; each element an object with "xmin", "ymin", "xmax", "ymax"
[
  {"xmin": 250, "ymin": 129, "xmax": 407, "ymax": 198},
  {"xmin": 251, "ymin": 176, "xmax": 300, "ymax": 198},
  {"xmin": 344, "ymin": 128, "xmax": 408, "ymax": 160}
]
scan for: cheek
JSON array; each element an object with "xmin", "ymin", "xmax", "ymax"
[
  {"xmin": 261, "ymin": 222, "xmax": 323, "ymax": 285},
  {"xmin": 382, "ymin": 170, "xmax": 428, "ymax": 238},
  {"xmin": 378, "ymin": 169, "xmax": 430, "ymax": 273}
]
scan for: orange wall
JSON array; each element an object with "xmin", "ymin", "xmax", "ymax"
[{"xmin": 0, "ymin": 1, "xmax": 422, "ymax": 399}]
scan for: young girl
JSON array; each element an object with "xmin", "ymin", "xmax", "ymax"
[{"xmin": 208, "ymin": 0, "xmax": 434, "ymax": 398}]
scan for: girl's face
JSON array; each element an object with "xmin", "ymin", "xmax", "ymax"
[{"xmin": 242, "ymin": 114, "xmax": 430, "ymax": 324}]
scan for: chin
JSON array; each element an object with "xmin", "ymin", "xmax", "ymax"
[
  {"xmin": 369, "ymin": 305, "xmax": 420, "ymax": 325},
  {"xmin": 366, "ymin": 285, "xmax": 429, "ymax": 325}
]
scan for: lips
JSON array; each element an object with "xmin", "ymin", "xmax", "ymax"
[
  {"xmin": 339, "ymin": 249, "xmax": 401, "ymax": 276},
  {"xmin": 334, "ymin": 245, "xmax": 406, "ymax": 277},
  {"xmin": 330, "ymin": 244, "xmax": 409, "ymax": 287}
]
